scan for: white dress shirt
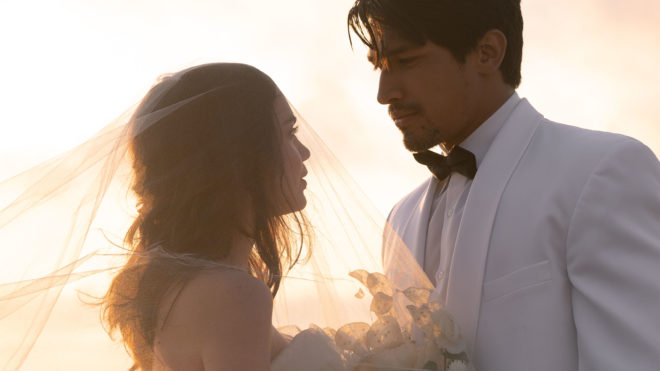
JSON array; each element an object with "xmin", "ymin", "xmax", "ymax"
[{"xmin": 423, "ymin": 93, "xmax": 522, "ymax": 300}]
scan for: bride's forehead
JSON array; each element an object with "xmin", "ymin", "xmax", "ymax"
[{"xmin": 273, "ymin": 94, "xmax": 295, "ymax": 125}]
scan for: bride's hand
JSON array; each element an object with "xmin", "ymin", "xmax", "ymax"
[{"xmin": 271, "ymin": 326, "xmax": 291, "ymax": 360}]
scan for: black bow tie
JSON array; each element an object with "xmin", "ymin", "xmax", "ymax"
[{"xmin": 413, "ymin": 147, "xmax": 477, "ymax": 181}]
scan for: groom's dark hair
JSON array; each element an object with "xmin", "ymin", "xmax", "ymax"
[{"xmin": 347, "ymin": 0, "xmax": 524, "ymax": 88}]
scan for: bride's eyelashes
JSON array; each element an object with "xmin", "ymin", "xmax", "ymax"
[{"xmin": 290, "ymin": 126, "xmax": 299, "ymax": 137}]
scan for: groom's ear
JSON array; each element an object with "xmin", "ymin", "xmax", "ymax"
[{"xmin": 473, "ymin": 29, "xmax": 508, "ymax": 76}]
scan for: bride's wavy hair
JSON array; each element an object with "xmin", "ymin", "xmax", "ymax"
[{"xmin": 101, "ymin": 63, "xmax": 310, "ymax": 370}]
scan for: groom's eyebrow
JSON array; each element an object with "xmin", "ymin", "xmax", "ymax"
[
  {"xmin": 383, "ymin": 44, "xmax": 417, "ymax": 57},
  {"xmin": 368, "ymin": 43, "xmax": 418, "ymax": 67}
]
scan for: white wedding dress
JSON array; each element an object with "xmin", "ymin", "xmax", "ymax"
[{"xmin": 271, "ymin": 328, "xmax": 346, "ymax": 371}]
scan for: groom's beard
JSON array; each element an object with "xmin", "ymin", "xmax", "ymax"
[
  {"xmin": 389, "ymin": 103, "xmax": 441, "ymax": 152},
  {"xmin": 402, "ymin": 124, "xmax": 442, "ymax": 152}
]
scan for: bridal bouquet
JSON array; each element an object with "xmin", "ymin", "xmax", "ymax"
[{"xmin": 330, "ymin": 271, "xmax": 471, "ymax": 371}]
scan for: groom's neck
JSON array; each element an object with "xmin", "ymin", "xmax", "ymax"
[{"xmin": 443, "ymin": 85, "xmax": 515, "ymax": 151}]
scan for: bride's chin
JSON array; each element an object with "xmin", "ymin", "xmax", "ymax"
[
  {"xmin": 295, "ymin": 194, "xmax": 307, "ymax": 211},
  {"xmin": 281, "ymin": 197, "xmax": 307, "ymax": 215}
]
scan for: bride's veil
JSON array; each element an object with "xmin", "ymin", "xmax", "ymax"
[{"xmin": 0, "ymin": 64, "xmax": 431, "ymax": 370}]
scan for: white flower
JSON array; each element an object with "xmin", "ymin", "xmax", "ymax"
[
  {"xmin": 347, "ymin": 271, "xmax": 471, "ymax": 369},
  {"xmin": 424, "ymin": 304, "xmax": 465, "ymax": 354},
  {"xmin": 335, "ymin": 322, "xmax": 369, "ymax": 355},
  {"xmin": 365, "ymin": 316, "xmax": 404, "ymax": 350},
  {"xmin": 360, "ymin": 342, "xmax": 419, "ymax": 369},
  {"xmin": 447, "ymin": 360, "xmax": 469, "ymax": 371}
]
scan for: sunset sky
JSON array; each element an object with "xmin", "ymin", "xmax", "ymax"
[{"xmin": 0, "ymin": 1, "xmax": 659, "ymax": 368}]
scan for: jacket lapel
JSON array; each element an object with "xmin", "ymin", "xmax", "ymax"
[
  {"xmin": 386, "ymin": 177, "xmax": 437, "ymax": 268},
  {"xmin": 444, "ymin": 99, "xmax": 544, "ymax": 358}
]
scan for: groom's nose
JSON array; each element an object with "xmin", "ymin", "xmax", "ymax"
[{"xmin": 377, "ymin": 70, "xmax": 403, "ymax": 105}]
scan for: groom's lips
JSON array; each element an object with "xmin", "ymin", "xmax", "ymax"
[{"xmin": 390, "ymin": 110, "xmax": 419, "ymax": 128}]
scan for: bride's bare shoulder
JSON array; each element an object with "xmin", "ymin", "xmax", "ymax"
[
  {"xmin": 161, "ymin": 268, "xmax": 273, "ymax": 329},
  {"xmin": 154, "ymin": 268, "xmax": 273, "ymax": 369}
]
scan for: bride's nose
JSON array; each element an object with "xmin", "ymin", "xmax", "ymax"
[{"xmin": 297, "ymin": 139, "xmax": 311, "ymax": 161}]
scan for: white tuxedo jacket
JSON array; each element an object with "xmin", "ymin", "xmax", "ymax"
[{"xmin": 385, "ymin": 99, "xmax": 660, "ymax": 370}]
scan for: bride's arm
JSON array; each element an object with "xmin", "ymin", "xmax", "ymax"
[{"xmin": 169, "ymin": 270, "xmax": 274, "ymax": 371}]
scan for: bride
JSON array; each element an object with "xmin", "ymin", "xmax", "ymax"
[
  {"xmin": 0, "ymin": 63, "xmax": 458, "ymax": 371},
  {"xmin": 101, "ymin": 63, "xmax": 321, "ymax": 370}
]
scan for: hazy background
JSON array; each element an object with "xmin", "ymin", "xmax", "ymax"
[
  {"xmin": 1, "ymin": 0, "xmax": 658, "ymax": 216},
  {"xmin": 0, "ymin": 0, "xmax": 658, "ymax": 369}
]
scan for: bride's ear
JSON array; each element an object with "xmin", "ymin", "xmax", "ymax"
[{"xmin": 473, "ymin": 29, "xmax": 508, "ymax": 76}]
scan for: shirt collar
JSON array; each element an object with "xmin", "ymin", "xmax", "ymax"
[{"xmin": 441, "ymin": 92, "xmax": 521, "ymax": 167}]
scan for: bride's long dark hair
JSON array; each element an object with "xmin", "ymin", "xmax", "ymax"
[{"xmin": 101, "ymin": 63, "xmax": 309, "ymax": 370}]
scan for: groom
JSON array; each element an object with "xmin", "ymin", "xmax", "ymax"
[{"xmin": 348, "ymin": 1, "xmax": 660, "ymax": 370}]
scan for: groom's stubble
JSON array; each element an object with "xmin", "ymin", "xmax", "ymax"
[{"xmin": 388, "ymin": 103, "xmax": 442, "ymax": 152}]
